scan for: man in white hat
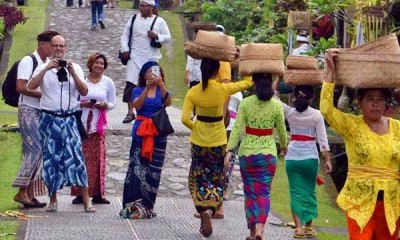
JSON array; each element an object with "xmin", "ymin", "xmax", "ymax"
[
  {"xmin": 292, "ymin": 35, "xmax": 310, "ymax": 56},
  {"xmin": 120, "ymin": 0, "xmax": 171, "ymax": 123}
]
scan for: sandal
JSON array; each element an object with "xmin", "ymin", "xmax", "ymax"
[
  {"xmin": 84, "ymin": 206, "xmax": 96, "ymax": 213},
  {"xmin": 14, "ymin": 195, "xmax": 35, "ymax": 207},
  {"xmin": 122, "ymin": 113, "xmax": 135, "ymax": 124},
  {"xmin": 293, "ymin": 228, "xmax": 305, "ymax": 239},
  {"xmin": 46, "ymin": 203, "xmax": 58, "ymax": 212},
  {"xmin": 200, "ymin": 210, "xmax": 213, "ymax": 237},
  {"xmin": 27, "ymin": 198, "xmax": 47, "ymax": 208},
  {"xmin": 304, "ymin": 227, "xmax": 317, "ymax": 238}
]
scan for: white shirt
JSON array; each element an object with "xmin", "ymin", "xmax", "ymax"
[
  {"xmin": 121, "ymin": 14, "xmax": 171, "ymax": 84},
  {"xmin": 80, "ymin": 75, "xmax": 116, "ymax": 134},
  {"xmin": 292, "ymin": 43, "xmax": 310, "ymax": 56},
  {"xmin": 34, "ymin": 63, "xmax": 85, "ymax": 111},
  {"xmin": 17, "ymin": 51, "xmax": 49, "ymax": 109},
  {"xmin": 226, "ymin": 91, "xmax": 243, "ymax": 131},
  {"xmin": 185, "ymin": 55, "xmax": 202, "ymax": 84}
]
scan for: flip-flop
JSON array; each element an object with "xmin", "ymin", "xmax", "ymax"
[
  {"xmin": 84, "ymin": 206, "xmax": 96, "ymax": 213},
  {"xmin": 122, "ymin": 114, "xmax": 135, "ymax": 123},
  {"xmin": 200, "ymin": 210, "xmax": 213, "ymax": 237},
  {"xmin": 46, "ymin": 203, "xmax": 58, "ymax": 212},
  {"xmin": 14, "ymin": 195, "xmax": 35, "ymax": 207},
  {"xmin": 25, "ymin": 198, "xmax": 47, "ymax": 208}
]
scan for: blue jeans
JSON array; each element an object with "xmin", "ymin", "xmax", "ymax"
[{"xmin": 91, "ymin": 1, "xmax": 104, "ymax": 27}]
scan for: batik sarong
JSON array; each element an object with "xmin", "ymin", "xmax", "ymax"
[
  {"xmin": 71, "ymin": 132, "xmax": 106, "ymax": 197},
  {"xmin": 12, "ymin": 105, "xmax": 46, "ymax": 196},
  {"xmin": 240, "ymin": 154, "xmax": 276, "ymax": 228},
  {"xmin": 122, "ymin": 140, "xmax": 167, "ymax": 210},
  {"xmin": 189, "ymin": 143, "xmax": 225, "ymax": 215},
  {"xmin": 286, "ymin": 158, "xmax": 318, "ymax": 224},
  {"xmin": 40, "ymin": 110, "xmax": 88, "ymax": 196}
]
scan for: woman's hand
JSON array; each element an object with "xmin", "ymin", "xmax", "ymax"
[
  {"xmin": 152, "ymin": 75, "xmax": 164, "ymax": 87},
  {"xmin": 325, "ymin": 160, "xmax": 332, "ymax": 174},
  {"xmin": 324, "ymin": 50, "xmax": 338, "ymax": 83},
  {"xmin": 80, "ymin": 100, "xmax": 96, "ymax": 109},
  {"xmin": 224, "ymin": 151, "xmax": 233, "ymax": 170},
  {"xmin": 94, "ymin": 102, "xmax": 108, "ymax": 110},
  {"xmin": 279, "ymin": 147, "xmax": 287, "ymax": 156}
]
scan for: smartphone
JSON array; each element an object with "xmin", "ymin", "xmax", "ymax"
[
  {"xmin": 151, "ymin": 66, "xmax": 160, "ymax": 77},
  {"xmin": 90, "ymin": 99, "xmax": 97, "ymax": 104}
]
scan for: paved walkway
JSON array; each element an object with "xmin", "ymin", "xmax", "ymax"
[{"xmin": 16, "ymin": 1, "xmax": 343, "ymax": 239}]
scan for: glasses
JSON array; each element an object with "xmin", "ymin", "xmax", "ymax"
[{"xmin": 51, "ymin": 44, "xmax": 66, "ymax": 48}]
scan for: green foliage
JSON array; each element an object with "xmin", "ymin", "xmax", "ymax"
[
  {"xmin": 308, "ymin": 0, "xmax": 351, "ymax": 15},
  {"xmin": 305, "ymin": 36, "xmax": 337, "ymax": 57},
  {"xmin": 0, "ymin": 17, "xmax": 5, "ymax": 40}
]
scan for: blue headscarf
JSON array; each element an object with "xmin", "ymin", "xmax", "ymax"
[{"xmin": 140, "ymin": 61, "xmax": 159, "ymax": 79}]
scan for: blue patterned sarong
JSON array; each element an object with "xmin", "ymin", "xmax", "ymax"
[{"xmin": 39, "ymin": 109, "xmax": 88, "ymax": 196}]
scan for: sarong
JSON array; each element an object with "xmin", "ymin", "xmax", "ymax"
[
  {"xmin": 40, "ymin": 110, "xmax": 88, "ymax": 196},
  {"xmin": 189, "ymin": 144, "xmax": 225, "ymax": 214},
  {"xmin": 12, "ymin": 105, "xmax": 46, "ymax": 196},
  {"xmin": 71, "ymin": 132, "xmax": 106, "ymax": 197},
  {"xmin": 122, "ymin": 140, "xmax": 167, "ymax": 209},
  {"xmin": 286, "ymin": 158, "xmax": 318, "ymax": 224},
  {"xmin": 240, "ymin": 154, "xmax": 276, "ymax": 228}
]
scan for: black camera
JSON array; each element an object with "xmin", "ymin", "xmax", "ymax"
[
  {"xmin": 58, "ymin": 59, "xmax": 67, "ymax": 67},
  {"xmin": 90, "ymin": 99, "xmax": 97, "ymax": 104},
  {"xmin": 57, "ymin": 67, "xmax": 68, "ymax": 82},
  {"xmin": 150, "ymin": 39, "xmax": 162, "ymax": 48}
]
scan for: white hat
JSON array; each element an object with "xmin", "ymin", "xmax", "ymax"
[
  {"xmin": 296, "ymin": 35, "xmax": 309, "ymax": 43},
  {"xmin": 140, "ymin": 0, "xmax": 155, "ymax": 6},
  {"xmin": 216, "ymin": 25, "xmax": 225, "ymax": 33}
]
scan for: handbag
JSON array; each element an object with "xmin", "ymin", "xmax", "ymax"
[
  {"xmin": 151, "ymin": 107, "xmax": 174, "ymax": 137},
  {"xmin": 119, "ymin": 14, "xmax": 137, "ymax": 65}
]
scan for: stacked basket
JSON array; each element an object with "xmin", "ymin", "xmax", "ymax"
[
  {"xmin": 333, "ymin": 33, "xmax": 400, "ymax": 88},
  {"xmin": 184, "ymin": 30, "xmax": 237, "ymax": 62},
  {"xmin": 238, "ymin": 43, "xmax": 284, "ymax": 76},
  {"xmin": 284, "ymin": 56, "xmax": 323, "ymax": 85}
]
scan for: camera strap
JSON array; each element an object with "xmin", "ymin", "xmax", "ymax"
[
  {"xmin": 127, "ymin": 14, "xmax": 137, "ymax": 55},
  {"xmin": 150, "ymin": 15, "xmax": 158, "ymax": 31}
]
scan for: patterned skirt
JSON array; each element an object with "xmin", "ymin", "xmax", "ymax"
[
  {"xmin": 285, "ymin": 158, "xmax": 318, "ymax": 225},
  {"xmin": 189, "ymin": 143, "xmax": 226, "ymax": 214},
  {"xmin": 122, "ymin": 140, "xmax": 167, "ymax": 209},
  {"xmin": 240, "ymin": 154, "xmax": 276, "ymax": 228},
  {"xmin": 40, "ymin": 110, "xmax": 88, "ymax": 196},
  {"xmin": 71, "ymin": 133, "xmax": 106, "ymax": 197},
  {"xmin": 12, "ymin": 105, "xmax": 46, "ymax": 196}
]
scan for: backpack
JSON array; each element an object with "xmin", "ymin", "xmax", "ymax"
[{"xmin": 2, "ymin": 54, "xmax": 38, "ymax": 107}]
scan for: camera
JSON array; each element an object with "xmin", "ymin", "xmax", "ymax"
[
  {"xmin": 57, "ymin": 67, "xmax": 68, "ymax": 82},
  {"xmin": 58, "ymin": 59, "xmax": 67, "ymax": 67},
  {"xmin": 150, "ymin": 39, "xmax": 162, "ymax": 48},
  {"xmin": 90, "ymin": 99, "xmax": 97, "ymax": 104}
]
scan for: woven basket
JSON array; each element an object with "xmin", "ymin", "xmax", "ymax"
[
  {"xmin": 284, "ymin": 69, "xmax": 324, "ymax": 86},
  {"xmin": 239, "ymin": 43, "xmax": 284, "ymax": 75},
  {"xmin": 184, "ymin": 30, "xmax": 237, "ymax": 62},
  {"xmin": 346, "ymin": 33, "xmax": 400, "ymax": 54},
  {"xmin": 286, "ymin": 56, "xmax": 318, "ymax": 70},
  {"xmin": 287, "ymin": 11, "xmax": 310, "ymax": 30},
  {"xmin": 334, "ymin": 52, "xmax": 400, "ymax": 88},
  {"xmin": 186, "ymin": 22, "xmax": 217, "ymax": 31}
]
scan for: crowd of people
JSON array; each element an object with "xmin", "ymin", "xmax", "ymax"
[{"xmin": 9, "ymin": 0, "xmax": 400, "ymax": 239}]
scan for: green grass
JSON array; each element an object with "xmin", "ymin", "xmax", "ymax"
[
  {"xmin": 317, "ymin": 232, "xmax": 348, "ymax": 240},
  {"xmin": 0, "ymin": 0, "xmax": 49, "ymax": 238}
]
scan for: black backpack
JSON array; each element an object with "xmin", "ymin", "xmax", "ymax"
[{"xmin": 2, "ymin": 54, "xmax": 38, "ymax": 107}]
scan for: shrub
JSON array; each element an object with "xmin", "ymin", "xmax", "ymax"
[
  {"xmin": 0, "ymin": 3, "xmax": 27, "ymax": 32},
  {"xmin": 0, "ymin": 17, "xmax": 5, "ymax": 40}
]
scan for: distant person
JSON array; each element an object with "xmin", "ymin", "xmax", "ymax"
[
  {"xmin": 28, "ymin": 35, "xmax": 95, "ymax": 213},
  {"xmin": 185, "ymin": 54, "xmax": 202, "ymax": 88},
  {"xmin": 120, "ymin": 0, "xmax": 171, "ymax": 124},
  {"xmin": 71, "ymin": 53, "xmax": 116, "ymax": 205},
  {"xmin": 225, "ymin": 73, "xmax": 287, "ymax": 240},
  {"xmin": 121, "ymin": 61, "xmax": 172, "ymax": 218},
  {"xmin": 12, "ymin": 30, "xmax": 60, "ymax": 208},
  {"xmin": 90, "ymin": 0, "xmax": 105, "ymax": 30},
  {"xmin": 181, "ymin": 58, "xmax": 252, "ymax": 237},
  {"xmin": 292, "ymin": 35, "xmax": 310, "ymax": 56},
  {"xmin": 322, "ymin": 50, "xmax": 400, "ymax": 240},
  {"xmin": 273, "ymin": 79, "xmax": 332, "ymax": 239}
]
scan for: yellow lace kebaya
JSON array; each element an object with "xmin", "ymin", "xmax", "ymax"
[{"xmin": 320, "ymin": 81, "xmax": 400, "ymax": 235}]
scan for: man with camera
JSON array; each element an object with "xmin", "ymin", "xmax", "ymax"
[
  {"xmin": 28, "ymin": 35, "xmax": 96, "ymax": 213},
  {"xmin": 12, "ymin": 30, "xmax": 60, "ymax": 209},
  {"xmin": 119, "ymin": 0, "xmax": 171, "ymax": 124}
]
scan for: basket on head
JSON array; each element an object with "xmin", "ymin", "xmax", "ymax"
[
  {"xmin": 333, "ymin": 51, "xmax": 400, "ymax": 88},
  {"xmin": 238, "ymin": 43, "xmax": 284, "ymax": 76},
  {"xmin": 287, "ymin": 11, "xmax": 310, "ymax": 30},
  {"xmin": 184, "ymin": 30, "xmax": 237, "ymax": 62},
  {"xmin": 286, "ymin": 56, "xmax": 318, "ymax": 70},
  {"xmin": 284, "ymin": 69, "xmax": 324, "ymax": 86},
  {"xmin": 186, "ymin": 22, "xmax": 217, "ymax": 31},
  {"xmin": 346, "ymin": 33, "xmax": 400, "ymax": 54}
]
